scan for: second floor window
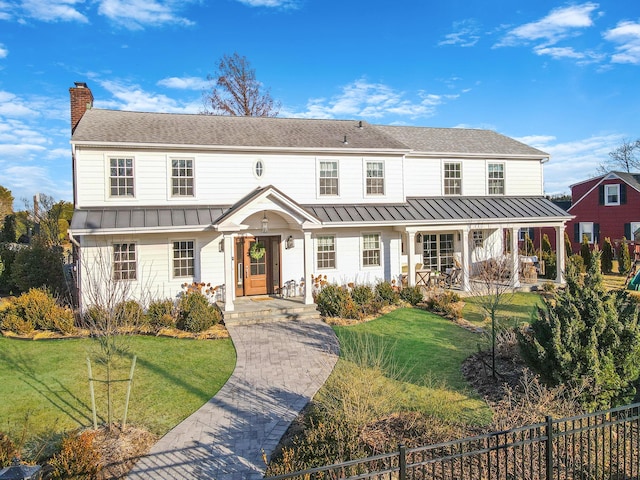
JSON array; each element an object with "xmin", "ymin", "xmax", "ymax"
[
  {"xmin": 605, "ymin": 184, "xmax": 620, "ymax": 205},
  {"xmin": 173, "ymin": 240, "xmax": 195, "ymax": 277},
  {"xmin": 488, "ymin": 163, "xmax": 505, "ymax": 195},
  {"xmin": 113, "ymin": 243, "xmax": 136, "ymax": 281},
  {"xmin": 362, "ymin": 233, "xmax": 381, "ymax": 267},
  {"xmin": 319, "ymin": 161, "xmax": 339, "ymax": 196},
  {"xmin": 316, "ymin": 235, "xmax": 336, "ymax": 269},
  {"xmin": 110, "ymin": 158, "xmax": 134, "ymax": 197},
  {"xmin": 172, "ymin": 159, "xmax": 194, "ymax": 197},
  {"xmin": 444, "ymin": 162, "xmax": 461, "ymax": 195},
  {"xmin": 366, "ymin": 162, "xmax": 384, "ymax": 195}
]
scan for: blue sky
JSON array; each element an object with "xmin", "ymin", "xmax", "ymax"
[{"xmin": 0, "ymin": 0, "xmax": 639, "ymax": 204}]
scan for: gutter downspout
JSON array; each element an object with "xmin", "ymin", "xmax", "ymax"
[{"xmin": 67, "ymin": 230, "xmax": 82, "ymax": 311}]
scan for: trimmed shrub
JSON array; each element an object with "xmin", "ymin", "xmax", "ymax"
[
  {"xmin": 425, "ymin": 291, "xmax": 463, "ymax": 319},
  {"xmin": 0, "ymin": 288, "xmax": 75, "ymax": 334},
  {"xmin": 375, "ymin": 281, "xmax": 399, "ymax": 306},
  {"xmin": 315, "ymin": 284, "xmax": 350, "ymax": 318},
  {"xmin": 48, "ymin": 430, "xmax": 102, "ymax": 480},
  {"xmin": 114, "ymin": 300, "xmax": 145, "ymax": 327},
  {"xmin": 11, "ymin": 237, "xmax": 67, "ymax": 298},
  {"xmin": 351, "ymin": 285, "xmax": 374, "ymax": 308},
  {"xmin": 568, "ymin": 254, "xmax": 585, "ymax": 273},
  {"xmin": 601, "ymin": 237, "xmax": 614, "ymax": 274},
  {"xmin": 176, "ymin": 291, "xmax": 220, "ymax": 333},
  {"xmin": 147, "ymin": 299, "xmax": 176, "ymax": 330},
  {"xmin": 399, "ymin": 285, "xmax": 424, "ymax": 306}
]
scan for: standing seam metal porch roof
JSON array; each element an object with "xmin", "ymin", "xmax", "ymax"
[{"xmin": 69, "ymin": 196, "xmax": 571, "ymax": 233}]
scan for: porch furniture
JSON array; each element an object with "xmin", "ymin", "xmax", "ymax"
[
  {"xmin": 416, "ymin": 268, "xmax": 431, "ymax": 291},
  {"xmin": 429, "ymin": 272, "xmax": 444, "ymax": 288},
  {"xmin": 445, "ymin": 267, "xmax": 461, "ymax": 287}
]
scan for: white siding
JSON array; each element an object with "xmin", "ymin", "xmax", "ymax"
[
  {"xmin": 75, "ymin": 148, "xmax": 406, "ymax": 208},
  {"xmin": 505, "ymin": 160, "xmax": 544, "ymax": 196}
]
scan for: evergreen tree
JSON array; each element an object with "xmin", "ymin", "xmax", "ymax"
[
  {"xmin": 601, "ymin": 237, "xmax": 614, "ymax": 274},
  {"xmin": 0, "ymin": 214, "xmax": 16, "ymax": 243},
  {"xmin": 540, "ymin": 233, "xmax": 556, "ymax": 279},
  {"xmin": 619, "ymin": 237, "xmax": 632, "ymax": 274},
  {"xmin": 580, "ymin": 234, "xmax": 592, "ymax": 267},
  {"xmin": 564, "ymin": 231, "xmax": 573, "ymax": 260},
  {"xmin": 519, "ymin": 250, "xmax": 640, "ymax": 410},
  {"xmin": 523, "ymin": 233, "xmax": 535, "ymax": 256}
]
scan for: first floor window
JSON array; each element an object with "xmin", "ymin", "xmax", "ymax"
[
  {"xmin": 171, "ymin": 159, "xmax": 194, "ymax": 197},
  {"xmin": 423, "ymin": 233, "xmax": 454, "ymax": 271},
  {"xmin": 317, "ymin": 235, "xmax": 336, "ymax": 269},
  {"xmin": 110, "ymin": 158, "xmax": 134, "ymax": 197},
  {"xmin": 319, "ymin": 161, "xmax": 339, "ymax": 196},
  {"xmin": 444, "ymin": 162, "xmax": 461, "ymax": 195},
  {"xmin": 580, "ymin": 222, "xmax": 594, "ymax": 244},
  {"xmin": 488, "ymin": 163, "xmax": 504, "ymax": 195},
  {"xmin": 113, "ymin": 243, "xmax": 136, "ymax": 280},
  {"xmin": 362, "ymin": 233, "xmax": 381, "ymax": 267},
  {"xmin": 173, "ymin": 240, "xmax": 195, "ymax": 277},
  {"xmin": 366, "ymin": 161, "xmax": 384, "ymax": 195}
]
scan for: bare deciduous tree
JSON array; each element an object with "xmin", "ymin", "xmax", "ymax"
[
  {"xmin": 598, "ymin": 139, "xmax": 640, "ymax": 173},
  {"xmin": 469, "ymin": 229, "xmax": 518, "ymax": 378},
  {"xmin": 202, "ymin": 52, "xmax": 280, "ymax": 117}
]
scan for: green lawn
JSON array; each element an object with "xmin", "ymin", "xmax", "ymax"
[
  {"xmin": 462, "ymin": 292, "xmax": 543, "ymax": 328},
  {"xmin": 332, "ymin": 308, "xmax": 492, "ymax": 426},
  {"xmin": 0, "ymin": 335, "xmax": 235, "ymax": 440}
]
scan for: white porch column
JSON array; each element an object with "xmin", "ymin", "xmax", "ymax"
[
  {"xmin": 407, "ymin": 231, "xmax": 416, "ymax": 286},
  {"xmin": 223, "ymin": 233, "xmax": 235, "ymax": 312},
  {"xmin": 511, "ymin": 227, "xmax": 521, "ymax": 288},
  {"xmin": 303, "ymin": 231, "xmax": 314, "ymax": 305},
  {"xmin": 460, "ymin": 227, "xmax": 470, "ymax": 291},
  {"xmin": 555, "ymin": 224, "xmax": 566, "ymax": 284}
]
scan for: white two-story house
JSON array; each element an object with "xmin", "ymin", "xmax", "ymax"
[{"xmin": 67, "ymin": 82, "xmax": 570, "ymax": 312}]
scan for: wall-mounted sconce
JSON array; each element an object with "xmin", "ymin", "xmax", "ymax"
[
  {"xmin": 218, "ymin": 239, "xmax": 224, "ymax": 252},
  {"xmin": 286, "ymin": 235, "xmax": 294, "ymax": 249},
  {"xmin": 416, "ymin": 233, "xmax": 422, "ymax": 243},
  {"xmin": 261, "ymin": 211, "xmax": 269, "ymax": 233}
]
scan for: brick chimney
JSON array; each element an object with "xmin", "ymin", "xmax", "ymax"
[{"xmin": 69, "ymin": 82, "xmax": 93, "ymax": 133}]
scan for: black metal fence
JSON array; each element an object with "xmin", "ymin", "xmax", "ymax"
[{"xmin": 265, "ymin": 402, "xmax": 640, "ymax": 480}]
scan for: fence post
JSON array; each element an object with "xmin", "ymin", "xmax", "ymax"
[
  {"xmin": 545, "ymin": 415, "xmax": 553, "ymax": 480},
  {"xmin": 399, "ymin": 444, "xmax": 406, "ymax": 480}
]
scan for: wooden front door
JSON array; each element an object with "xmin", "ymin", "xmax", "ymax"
[{"xmin": 235, "ymin": 236, "xmax": 280, "ymax": 297}]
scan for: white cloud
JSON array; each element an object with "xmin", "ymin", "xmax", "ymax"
[
  {"xmin": 1, "ymin": 165, "xmax": 72, "ymax": 201},
  {"xmin": 518, "ymin": 133, "xmax": 625, "ymax": 194},
  {"xmin": 496, "ymin": 3, "xmax": 600, "ymax": 48},
  {"xmin": 21, "ymin": 0, "xmax": 88, "ymax": 23},
  {"xmin": 286, "ymin": 78, "xmax": 459, "ymax": 120},
  {"xmin": 604, "ymin": 20, "xmax": 640, "ymax": 65},
  {"xmin": 439, "ymin": 19, "xmax": 481, "ymax": 47},
  {"xmin": 235, "ymin": 0, "xmax": 299, "ymax": 7},
  {"xmin": 533, "ymin": 45, "xmax": 605, "ymax": 64},
  {"xmin": 157, "ymin": 76, "xmax": 208, "ymax": 90},
  {"xmin": 97, "ymin": 0, "xmax": 194, "ymax": 29},
  {"xmin": 0, "ymin": 91, "xmax": 40, "ymax": 117},
  {"xmin": 97, "ymin": 79, "xmax": 200, "ymax": 113},
  {"xmin": 0, "ymin": 43, "xmax": 7, "ymax": 58}
]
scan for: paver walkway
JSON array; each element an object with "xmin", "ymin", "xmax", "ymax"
[{"xmin": 128, "ymin": 318, "xmax": 339, "ymax": 479}]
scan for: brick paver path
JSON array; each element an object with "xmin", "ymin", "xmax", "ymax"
[{"xmin": 128, "ymin": 318, "xmax": 338, "ymax": 479}]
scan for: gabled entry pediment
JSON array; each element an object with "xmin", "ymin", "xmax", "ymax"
[{"xmin": 214, "ymin": 185, "xmax": 322, "ymax": 232}]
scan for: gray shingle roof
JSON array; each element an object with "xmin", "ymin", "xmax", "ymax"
[
  {"xmin": 72, "ymin": 110, "xmax": 408, "ymax": 150},
  {"xmin": 72, "ymin": 109, "xmax": 548, "ymax": 157},
  {"xmin": 70, "ymin": 196, "xmax": 570, "ymax": 233},
  {"xmin": 612, "ymin": 171, "xmax": 640, "ymax": 191},
  {"xmin": 376, "ymin": 125, "xmax": 549, "ymax": 157}
]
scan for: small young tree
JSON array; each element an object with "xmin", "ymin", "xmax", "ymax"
[
  {"xmin": 619, "ymin": 237, "xmax": 632, "ymax": 274},
  {"xmin": 580, "ymin": 234, "xmax": 592, "ymax": 267},
  {"xmin": 540, "ymin": 233, "xmax": 556, "ymax": 279},
  {"xmin": 601, "ymin": 237, "xmax": 614, "ymax": 274},
  {"xmin": 522, "ymin": 233, "xmax": 535, "ymax": 256},
  {"xmin": 519, "ymin": 250, "xmax": 640, "ymax": 410},
  {"xmin": 470, "ymin": 232, "xmax": 517, "ymax": 378}
]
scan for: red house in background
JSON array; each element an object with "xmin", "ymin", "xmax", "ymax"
[{"xmin": 566, "ymin": 171, "xmax": 640, "ymax": 255}]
